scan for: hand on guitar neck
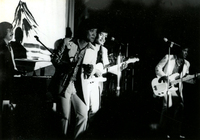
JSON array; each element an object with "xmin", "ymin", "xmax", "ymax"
[{"xmin": 96, "ymin": 57, "xmax": 139, "ymax": 75}]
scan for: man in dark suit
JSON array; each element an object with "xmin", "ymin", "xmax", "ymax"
[{"xmin": 0, "ymin": 22, "xmax": 24, "ymax": 138}]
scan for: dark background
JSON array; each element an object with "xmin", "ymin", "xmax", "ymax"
[
  {"xmin": 74, "ymin": 0, "xmax": 200, "ymax": 71},
  {"xmin": 3, "ymin": 0, "xmax": 200, "ymax": 139},
  {"xmin": 74, "ymin": 0, "xmax": 200, "ymax": 139}
]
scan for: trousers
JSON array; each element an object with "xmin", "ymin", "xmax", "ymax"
[
  {"xmin": 87, "ymin": 81, "xmax": 101, "ymax": 122},
  {"xmin": 57, "ymin": 82, "xmax": 88, "ymax": 139}
]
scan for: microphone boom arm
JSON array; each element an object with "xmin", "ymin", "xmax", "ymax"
[
  {"xmin": 163, "ymin": 37, "xmax": 180, "ymax": 47},
  {"xmin": 34, "ymin": 36, "xmax": 54, "ymax": 54}
]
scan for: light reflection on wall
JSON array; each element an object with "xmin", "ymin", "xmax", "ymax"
[{"xmin": 0, "ymin": 0, "xmax": 66, "ymax": 50}]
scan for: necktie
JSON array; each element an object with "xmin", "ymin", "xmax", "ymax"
[
  {"xmin": 7, "ymin": 43, "xmax": 11, "ymax": 51},
  {"xmin": 7, "ymin": 43, "xmax": 17, "ymax": 70}
]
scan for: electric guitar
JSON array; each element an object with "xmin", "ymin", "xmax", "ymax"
[
  {"xmin": 82, "ymin": 75, "xmax": 107, "ymax": 84},
  {"xmin": 96, "ymin": 57, "xmax": 139, "ymax": 75},
  {"xmin": 82, "ymin": 57, "xmax": 139, "ymax": 84},
  {"xmin": 151, "ymin": 73, "xmax": 200, "ymax": 97}
]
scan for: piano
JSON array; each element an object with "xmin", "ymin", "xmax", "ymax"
[
  {"xmin": 11, "ymin": 59, "xmax": 55, "ymax": 104},
  {"xmin": 15, "ymin": 58, "xmax": 55, "ymax": 76},
  {"xmin": 2, "ymin": 42, "xmax": 56, "ymax": 111}
]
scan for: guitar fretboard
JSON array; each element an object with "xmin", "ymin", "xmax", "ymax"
[{"xmin": 171, "ymin": 73, "xmax": 199, "ymax": 85}]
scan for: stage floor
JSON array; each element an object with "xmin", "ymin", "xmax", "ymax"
[{"xmin": 1, "ymin": 90, "xmax": 200, "ymax": 140}]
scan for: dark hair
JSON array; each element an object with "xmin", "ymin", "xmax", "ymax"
[
  {"xmin": 76, "ymin": 18, "xmax": 98, "ymax": 40},
  {"xmin": 15, "ymin": 27, "xmax": 23, "ymax": 42},
  {"xmin": 172, "ymin": 45, "xmax": 189, "ymax": 55},
  {"xmin": 65, "ymin": 27, "xmax": 72, "ymax": 38},
  {"xmin": 97, "ymin": 23, "xmax": 110, "ymax": 34},
  {"xmin": 0, "ymin": 22, "xmax": 13, "ymax": 40}
]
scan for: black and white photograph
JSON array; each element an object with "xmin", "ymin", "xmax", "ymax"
[{"xmin": 0, "ymin": 0, "xmax": 200, "ymax": 139}]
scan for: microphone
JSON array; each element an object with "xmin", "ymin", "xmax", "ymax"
[
  {"xmin": 110, "ymin": 37, "xmax": 124, "ymax": 45},
  {"xmin": 111, "ymin": 37, "xmax": 115, "ymax": 41},
  {"xmin": 34, "ymin": 35, "xmax": 39, "ymax": 41},
  {"xmin": 34, "ymin": 35, "xmax": 38, "ymax": 38},
  {"xmin": 163, "ymin": 38, "xmax": 180, "ymax": 47}
]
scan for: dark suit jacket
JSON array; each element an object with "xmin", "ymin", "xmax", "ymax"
[{"xmin": 0, "ymin": 40, "xmax": 15, "ymax": 99}]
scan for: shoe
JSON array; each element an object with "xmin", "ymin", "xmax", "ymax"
[{"xmin": 179, "ymin": 135, "xmax": 185, "ymax": 139}]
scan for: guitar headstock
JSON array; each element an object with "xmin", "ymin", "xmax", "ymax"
[{"xmin": 127, "ymin": 57, "xmax": 139, "ymax": 64}]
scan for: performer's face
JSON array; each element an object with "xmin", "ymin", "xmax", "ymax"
[
  {"xmin": 5, "ymin": 28, "xmax": 13, "ymax": 42},
  {"xmin": 181, "ymin": 48, "xmax": 189, "ymax": 59},
  {"xmin": 86, "ymin": 28, "xmax": 97, "ymax": 43},
  {"xmin": 96, "ymin": 32, "xmax": 108, "ymax": 45}
]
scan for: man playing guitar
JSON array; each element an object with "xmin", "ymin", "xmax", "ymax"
[
  {"xmin": 82, "ymin": 26, "xmax": 139, "ymax": 125},
  {"xmin": 154, "ymin": 46, "xmax": 197, "ymax": 139}
]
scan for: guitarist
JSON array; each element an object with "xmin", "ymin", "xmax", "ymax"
[
  {"xmin": 155, "ymin": 46, "xmax": 196, "ymax": 139},
  {"xmin": 82, "ymin": 26, "xmax": 128, "ymax": 124}
]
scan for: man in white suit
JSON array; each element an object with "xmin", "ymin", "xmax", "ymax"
[
  {"xmin": 82, "ymin": 27, "xmax": 110, "ymax": 122},
  {"xmin": 155, "ymin": 46, "xmax": 196, "ymax": 139}
]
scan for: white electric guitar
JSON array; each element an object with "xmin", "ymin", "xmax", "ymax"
[
  {"xmin": 151, "ymin": 73, "xmax": 200, "ymax": 97},
  {"xmin": 83, "ymin": 57, "xmax": 139, "ymax": 84},
  {"xmin": 96, "ymin": 57, "xmax": 139, "ymax": 74}
]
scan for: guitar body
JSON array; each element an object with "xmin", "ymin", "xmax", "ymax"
[
  {"xmin": 82, "ymin": 57, "xmax": 139, "ymax": 97},
  {"xmin": 151, "ymin": 73, "xmax": 179, "ymax": 97},
  {"xmin": 95, "ymin": 63, "xmax": 104, "ymax": 73},
  {"xmin": 81, "ymin": 73, "xmax": 107, "ymax": 107},
  {"xmin": 82, "ymin": 75, "xmax": 107, "ymax": 84}
]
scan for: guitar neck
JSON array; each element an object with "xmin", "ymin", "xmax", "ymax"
[
  {"xmin": 105, "ymin": 62, "xmax": 124, "ymax": 69},
  {"xmin": 171, "ymin": 73, "xmax": 199, "ymax": 85},
  {"xmin": 106, "ymin": 58, "xmax": 139, "ymax": 70},
  {"xmin": 106, "ymin": 61, "xmax": 127, "ymax": 73},
  {"xmin": 104, "ymin": 64, "xmax": 112, "ymax": 69},
  {"xmin": 95, "ymin": 57, "xmax": 139, "ymax": 75}
]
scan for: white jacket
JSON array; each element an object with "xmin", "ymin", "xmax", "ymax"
[{"xmin": 155, "ymin": 54, "xmax": 190, "ymax": 107}]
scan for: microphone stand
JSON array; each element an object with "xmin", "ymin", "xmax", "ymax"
[
  {"xmin": 166, "ymin": 42, "xmax": 174, "ymax": 112},
  {"xmin": 124, "ymin": 43, "xmax": 128, "ymax": 91},
  {"xmin": 34, "ymin": 36, "xmax": 63, "ymax": 62},
  {"xmin": 116, "ymin": 45, "xmax": 122, "ymax": 97},
  {"xmin": 34, "ymin": 36, "xmax": 54, "ymax": 54}
]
